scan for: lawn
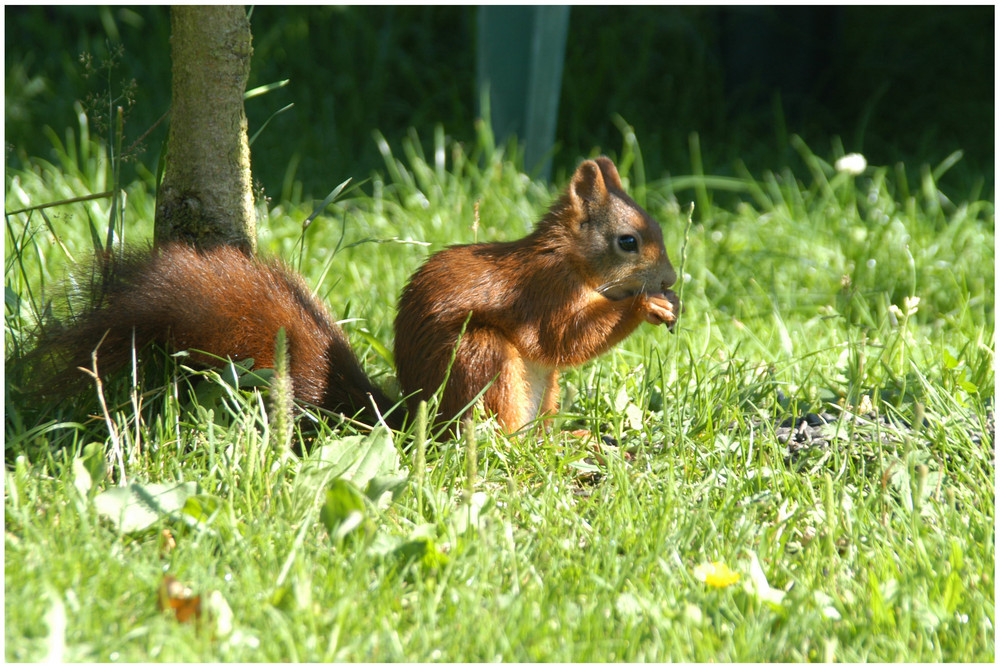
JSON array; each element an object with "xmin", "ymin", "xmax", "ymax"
[{"xmin": 4, "ymin": 116, "xmax": 995, "ymax": 661}]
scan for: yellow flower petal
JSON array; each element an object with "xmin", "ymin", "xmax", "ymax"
[{"xmin": 694, "ymin": 561, "xmax": 740, "ymax": 588}]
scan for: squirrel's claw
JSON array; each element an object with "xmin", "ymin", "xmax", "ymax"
[{"xmin": 643, "ymin": 291, "xmax": 680, "ymax": 328}]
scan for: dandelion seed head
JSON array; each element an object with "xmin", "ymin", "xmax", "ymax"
[{"xmin": 835, "ymin": 153, "xmax": 867, "ymax": 176}]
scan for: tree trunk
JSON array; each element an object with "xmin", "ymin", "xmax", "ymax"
[{"xmin": 155, "ymin": 5, "xmax": 256, "ymax": 252}]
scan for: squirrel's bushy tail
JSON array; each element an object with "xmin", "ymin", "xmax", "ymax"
[{"xmin": 13, "ymin": 243, "xmax": 402, "ymax": 429}]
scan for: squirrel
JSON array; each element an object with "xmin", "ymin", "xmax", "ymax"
[
  {"xmin": 395, "ymin": 156, "xmax": 679, "ymax": 431},
  {"xmin": 17, "ymin": 157, "xmax": 679, "ymax": 435}
]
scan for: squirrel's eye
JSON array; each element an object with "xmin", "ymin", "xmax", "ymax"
[{"xmin": 617, "ymin": 234, "xmax": 639, "ymax": 252}]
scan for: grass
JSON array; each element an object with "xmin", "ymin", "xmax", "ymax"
[{"xmin": 4, "ymin": 114, "xmax": 995, "ymax": 661}]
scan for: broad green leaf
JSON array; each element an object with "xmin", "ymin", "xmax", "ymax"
[
  {"xmin": 72, "ymin": 442, "xmax": 107, "ymax": 499},
  {"xmin": 299, "ymin": 426, "xmax": 401, "ymax": 496},
  {"xmin": 365, "ymin": 474, "xmax": 409, "ymax": 508},
  {"xmin": 958, "ymin": 379, "xmax": 979, "ymax": 394},
  {"xmin": 239, "ymin": 367, "xmax": 274, "ymax": 389},
  {"xmin": 181, "ymin": 494, "xmax": 232, "ymax": 530},
  {"xmin": 450, "ymin": 491, "xmax": 492, "ymax": 535},
  {"xmin": 319, "ymin": 479, "xmax": 369, "ymax": 542},
  {"xmin": 390, "ymin": 537, "xmax": 449, "ymax": 575},
  {"xmin": 613, "ymin": 385, "xmax": 630, "ymax": 413},
  {"xmin": 81, "ymin": 442, "xmax": 108, "ymax": 483},
  {"xmin": 624, "ymin": 402, "xmax": 644, "ymax": 431},
  {"xmin": 71, "ymin": 458, "xmax": 91, "ymax": 499},
  {"xmin": 94, "ymin": 481, "xmax": 198, "ymax": 533}
]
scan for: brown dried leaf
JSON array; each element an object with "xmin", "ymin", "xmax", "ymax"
[{"xmin": 158, "ymin": 575, "xmax": 202, "ymax": 623}]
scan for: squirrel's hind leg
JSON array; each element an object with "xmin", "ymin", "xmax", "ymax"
[{"xmin": 442, "ymin": 327, "xmax": 542, "ymax": 433}]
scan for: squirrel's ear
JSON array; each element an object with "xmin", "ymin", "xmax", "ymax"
[
  {"xmin": 568, "ymin": 160, "xmax": 610, "ymax": 208},
  {"xmin": 593, "ymin": 156, "xmax": 623, "ymax": 191}
]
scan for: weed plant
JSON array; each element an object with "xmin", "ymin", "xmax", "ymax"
[{"xmin": 4, "ymin": 114, "xmax": 995, "ymax": 661}]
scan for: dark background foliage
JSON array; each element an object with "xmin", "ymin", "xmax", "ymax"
[{"xmin": 4, "ymin": 5, "xmax": 993, "ymax": 200}]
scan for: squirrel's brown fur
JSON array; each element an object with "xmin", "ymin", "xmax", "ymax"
[
  {"xmin": 21, "ymin": 243, "xmax": 400, "ymax": 428},
  {"xmin": 17, "ymin": 157, "xmax": 678, "ymax": 435},
  {"xmin": 395, "ymin": 157, "xmax": 678, "ymax": 431}
]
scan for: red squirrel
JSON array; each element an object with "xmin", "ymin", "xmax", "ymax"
[
  {"xmin": 395, "ymin": 157, "xmax": 678, "ymax": 431},
  {"xmin": 20, "ymin": 157, "xmax": 679, "ymax": 434}
]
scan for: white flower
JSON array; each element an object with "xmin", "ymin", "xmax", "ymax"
[
  {"xmin": 889, "ymin": 297, "xmax": 920, "ymax": 324},
  {"xmin": 835, "ymin": 153, "xmax": 867, "ymax": 176}
]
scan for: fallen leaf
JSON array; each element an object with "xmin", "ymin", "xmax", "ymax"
[
  {"xmin": 159, "ymin": 529, "xmax": 177, "ymax": 558},
  {"xmin": 158, "ymin": 575, "xmax": 201, "ymax": 623}
]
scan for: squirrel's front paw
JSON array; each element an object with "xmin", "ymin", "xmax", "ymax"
[{"xmin": 642, "ymin": 291, "xmax": 680, "ymax": 327}]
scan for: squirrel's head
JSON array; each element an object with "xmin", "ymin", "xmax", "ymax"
[{"xmin": 546, "ymin": 157, "xmax": 676, "ymax": 300}]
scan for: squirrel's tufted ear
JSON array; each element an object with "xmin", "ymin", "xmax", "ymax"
[
  {"xmin": 568, "ymin": 157, "xmax": 624, "ymax": 211},
  {"xmin": 568, "ymin": 159, "xmax": 609, "ymax": 208},
  {"xmin": 593, "ymin": 156, "xmax": 623, "ymax": 191}
]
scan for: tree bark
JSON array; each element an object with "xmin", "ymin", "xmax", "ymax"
[{"xmin": 155, "ymin": 5, "xmax": 256, "ymax": 252}]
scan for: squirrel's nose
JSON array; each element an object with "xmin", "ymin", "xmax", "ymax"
[{"xmin": 661, "ymin": 264, "xmax": 677, "ymax": 290}]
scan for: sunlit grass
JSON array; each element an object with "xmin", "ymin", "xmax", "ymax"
[{"xmin": 4, "ymin": 119, "xmax": 994, "ymax": 661}]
